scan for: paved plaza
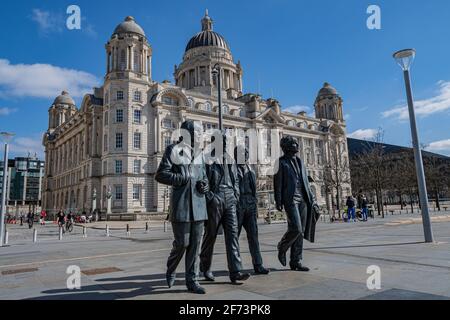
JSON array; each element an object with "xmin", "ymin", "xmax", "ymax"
[{"xmin": 1, "ymin": 211, "xmax": 450, "ymax": 300}]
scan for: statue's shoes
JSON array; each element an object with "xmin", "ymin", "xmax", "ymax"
[
  {"xmin": 230, "ymin": 272, "xmax": 251, "ymax": 283},
  {"xmin": 254, "ymin": 265, "xmax": 270, "ymax": 275},
  {"xmin": 187, "ymin": 283, "xmax": 206, "ymax": 295},
  {"xmin": 203, "ymin": 271, "xmax": 215, "ymax": 282},
  {"xmin": 290, "ymin": 264, "xmax": 310, "ymax": 272},
  {"xmin": 166, "ymin": 272, "xmax": 176, "ymax": 288}
]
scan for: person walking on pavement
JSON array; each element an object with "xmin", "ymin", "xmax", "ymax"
[
  {"xmin": 346, "ymin": 196, "xmax": 356, "ymax": 222},
  {"xmin": 361, "ymin": 195, "xmax": 369, "ymax": 222}
]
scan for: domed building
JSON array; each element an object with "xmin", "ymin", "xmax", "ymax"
[{"xmin": 42, "ymin": 12, "xmax": 351, "ymax": 217}]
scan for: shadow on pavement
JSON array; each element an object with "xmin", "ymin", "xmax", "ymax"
[
  {"xmin": 26, "ymin": 269, "xmax": 271, "ymax": 300},
  {"xmin": 307, "ymin": 241, "xmax": 424, "ymax": 251}
]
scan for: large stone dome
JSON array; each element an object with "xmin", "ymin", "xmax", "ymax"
[
  {"xmin": 53, "ymin": 91, "xmax": 75, "ymax": 106},
  {"xmin": 113, "ymin": 16, "xmax": 145, "ymax": 37},
  {"xmin": 185, "ymin": 11, "xmax": 230, "ymax": 52},
  {"xmin": 318, "ymin": 82, "xmax": 338, "ymax": 96}
]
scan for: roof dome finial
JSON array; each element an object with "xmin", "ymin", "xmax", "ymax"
[{"xmin": 201, "ymin": 10, "xmax": 213, "ymax": 31}]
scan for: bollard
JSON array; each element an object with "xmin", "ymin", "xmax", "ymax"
[
  {"xmin": 4, "ymin": 230, "xmax": 8, "ymax": 245},
  {"xmin": 106, "ymin": 225, "xmax": 110, "ymax": 237},
  {"xmin": 164, "ymin": 221, "xmax": 167, "ymax": 233},
  {"xmin": 33, "ymin": 228, "xmax": 38, "ymax": 243},
  {"xmin": 83, "ymin": 226, "xmax": 87, "ymax": 238},
  {"xmin": 126, "ymin": 224, "xmax": 131, "ymax": 237},
  {"xmin": 58, "ymin": 227, "xmax": 63, "ymax": 241}
]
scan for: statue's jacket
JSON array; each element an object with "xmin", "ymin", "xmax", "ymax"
[
  {"xmin": 155, "ymin": 143, "xmax": 208, "ymax": 223},
  {"xmin": 204, "ymin": 161, "xmax": 240, "ymax": 213},
  {"xmin": 273, "ymin": 155, "xmax": 321, "ymax": 243}
]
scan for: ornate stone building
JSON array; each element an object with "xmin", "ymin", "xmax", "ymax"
[{"xmin": 42, "ymin": 12, "xmax": 351, "ymax": 216}]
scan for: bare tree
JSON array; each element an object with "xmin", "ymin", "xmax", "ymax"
[
  {"xmin": 323, "ymin": 135, "xmax": 351, "ymax": 217},
  {"xmin": 424, "ymin": 154, "xmax": 450, "ymax": 211},
  {"xmin": 350, "ymin": 128, "xmax": 389, "ymax": 217}
]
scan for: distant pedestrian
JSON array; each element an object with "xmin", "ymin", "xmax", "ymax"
[
  {"xmin": 27, "ymin": 212, "xmax": 35, "ymax": 229},
  {"xmin": 57, "ymin": 210, "xmax": 66, "ymax": 233},
  {"xmin": 19, "ymin": 213, "xmax": 24, "ymax": 226},
  {"xmin": 361, "ymin": 196, "xmax": 369, "ymax": 222},
  {"xmin": 40, "ymin": 210, "xmax": 47, "ymax": 225},
  {"xmin": 346, "ymin": 196, "xmax": 356, "ymax": 222}
]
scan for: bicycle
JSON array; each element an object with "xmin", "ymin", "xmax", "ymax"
[{"xmin": 65, "ymin": 219, "xmax": 74, "ymax": 233}]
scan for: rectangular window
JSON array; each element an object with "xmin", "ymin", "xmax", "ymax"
[
  {"xmin": 115, "ymin": 133, "xmax": 123, "ymax": 149},
  {"xmin": 163, "ymin": 134, "xmax": 172, "ymax": 149},
  {"xmin": 103, "ymin": 134, "xmax": 108, "ymax": 152},
  {"xmin": 115, "ymin": 160, "xmax": 123, "ymax": 174},
  {"xmin": 116, "ymin": 109, "xmax": 123, "ymax": 123},
  {"xmin": 133, "ymin": 184, "xmax": 141, "ymax": 200},
  {"xmin": 133, "ymin": 160, "xmax": 141, "ymax": 174},
  {"xmin": 133, "ymin": 91, "xmax": 141, "ymax": 102},
  {"xmin": 133, "ymin": 132, "xmax": 141, "ymax": 149},
  {"xmin": 115, "ymin": 185, "xmax": 123, "ymax": 200},
  {"xmin": 104, "ymin": 111, "xmax": 109, "ymax": 126},
  {"xmin": 133, "ymin": 109, "xmax": 141, "ymax": 124},
  {"xmin": 162, "ymin": 119, "xmax": 173, "ymax": 129},
  {"xmin": 117, "ymin": 91, "xmax": 124, "ymax": 100},
  {"xmin": 103, "ymin": 161, "xmax": 107, "ymax": 175}
]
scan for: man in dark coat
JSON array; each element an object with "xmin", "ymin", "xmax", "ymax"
[
  {"xmin": 274, "ymin": 136, "xmax": 321, "ymax": 272},
  {"xmin": 200, "ymin": 135, "xmax": 251, "ymax": 284},
  {"xmin": 235, "ymin": 146, "xmax": 269, "ymax": 275},
  {"xmin": 155, "ymin": 120, "xmax": 209, "ymax": 294}
]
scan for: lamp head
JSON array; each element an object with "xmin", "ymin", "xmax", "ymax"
[
  {"xmin": 393, "ymin": 49, "xmax": 416, "ymax": 71},
  {"xmin": 0, "ymin": 132, "xmax": 15, "ymax": 144}
]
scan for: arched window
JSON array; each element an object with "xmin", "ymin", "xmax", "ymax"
[
  {"xmin": 298, "ymin": 121, "xmax": 307, "ymax": 129},
  {"xmin": 205, "ymin": 102, "xmax": 213, "ymax": 112},
  {"xmin": 187, "ymin": 98, "xmax": 194, "ymax": 108},
  {"xmin": 120, "ymin": 49, "xmax": 126, "ymax": 71},
  {"xmin": 288, "ymin": 120, "xmax": 296, "ymax": 126},
  {"xmin": 223, "ymin": 105, "xmax": 230, "ymax": 115},
  {"xmin": 240, "ymin": 109, "xmax": 246, "ymax": 117},
  {"xmin": 162, "ymin": 95, "xmax": 179, "ymax": 106},
  {"xmin": 133, "ymin": 50, "xmax": 140, "ymax": 72}
]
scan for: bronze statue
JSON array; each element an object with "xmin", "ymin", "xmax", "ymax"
[
  {"xmin": 155, "ymin": 120, "xmax": 209, "ymax": 294},
  {"xmin": 200, "ymin": 135, "xmax": 251, "ymax": 284},
  {"xmin": 273, "ymin": 136, "xmax": 321, "ymax": 271},
  {"xmin": 235, "ymin": 146, "xmax": 269, "ymax": 275}
]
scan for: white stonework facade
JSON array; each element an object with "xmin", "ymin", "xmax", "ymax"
[{"xmin": 42, "ymin": 13, "xmax": 351, "ymax": 216}]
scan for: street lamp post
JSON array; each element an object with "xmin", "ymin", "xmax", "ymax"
[
  {"xmin": 212, "ymin": 63, "xmax": 223, "ymax": 131},
  {"xmin": 1, "ymin": 132, "xmax": 15, "ymax": 247},
  {"xmin": 393, "ymin": 49, "xmax": 434, "ymax": 243}
]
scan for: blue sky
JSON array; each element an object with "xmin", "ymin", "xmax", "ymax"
[{"xmin": 1, "ymin": 0, "xmax": 450, "ymax": 158}]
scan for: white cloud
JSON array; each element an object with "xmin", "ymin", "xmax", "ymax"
[
  {"xmin": 382, "ymin": 81, "xmax": 450, "ymax": 121},
  {"xmin": 31, "ymin": 9, "xmax": 64, "ymax": 35},
  {"xmin": 348, "ymin": 129, "xmax": 378, "ymax": 140},
  {"xmin": 283, "ymin": 105, "xmax": 311, "ymax": 114},
  {"xmin": 426, "ymin": 139, "xmax": 450, "ymax": 156},
  {"xmin": 0, "ymin": 59, "xmax": 100, "ymax": 99},
  {"xmin": 9, "ymin": 135, "xmax": 45, "ymax": 159},
  {"xmin": 0, "ymin": 107, "xmax": 18, "ymax": 116}
]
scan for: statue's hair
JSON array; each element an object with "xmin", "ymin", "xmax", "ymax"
[
  {"xmin": 280, "ymin": 136, "xmax": 298, "ymax": 152},
  {"xmin": 180, "ymin": 120, "xmax": 195, "ymax": 132}
]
